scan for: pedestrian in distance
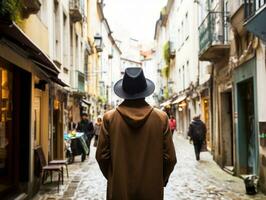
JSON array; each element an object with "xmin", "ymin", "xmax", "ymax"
[
  {"xmin": 93, "ymin": 115, "xmax": 102, "ymax": 147},
  {"xmin": 96, "ymin": 67, "xmax": 176, "ymax": 200},
  {"xmin": 76, "ymin": 113, "xmax": 94, "ymax": 156},
  {"xmin": 188, "ymin": 115, "xmax": 207, "ymax": 161},
  {"xmin": 169, "ymin": 115, "xmax": 176, "ymax": 135}
]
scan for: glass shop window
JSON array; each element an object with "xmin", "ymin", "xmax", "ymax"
[{"xmin": 0, "ymin": 66, "xmax": 13, "ymax": 176}]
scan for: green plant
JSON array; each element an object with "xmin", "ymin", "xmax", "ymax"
[
  {"xmin": 97, "ymin": 96, "xmax": 107, "ymax": 104},
  {"xmin": 0, "ymin": 0, "xmax": 22, "ymax": 22},
  {"xmin": 163, "ymin": 41, "xmax": 170, "ymax": 66},
  {"xmin": 163, "ymin": 87, "xmax": 169, "ymax": 99},
  {"xmin": 161, "ymin": 65, "xmax": 170, "ymax": 79}
]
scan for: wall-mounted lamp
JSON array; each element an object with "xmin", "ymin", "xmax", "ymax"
[
  {"xmin": 94, "ymin": 33, "xmax": 103, "ymax": 53},
  {"xmin": 35, "ymin": 80, "xmax": 47, "ymax": 91}
]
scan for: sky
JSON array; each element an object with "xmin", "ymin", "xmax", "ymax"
[{"xmin": 104, "ymin": 0, "xmax": 167, "ymax": 43}]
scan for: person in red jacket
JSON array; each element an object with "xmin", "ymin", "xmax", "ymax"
[{"xmin": 169, "ymin": 115, "xmax": 176, "ymax": 135}]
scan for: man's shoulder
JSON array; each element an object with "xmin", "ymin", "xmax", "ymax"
[
  {"xmin": 152, "ymin": 108, "xmax": 168, "ymax": 119},
  {"xmin": 103, "ymin": 109, "xmax": 117, "ymax": 120}
]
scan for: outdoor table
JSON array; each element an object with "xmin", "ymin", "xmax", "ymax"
[{"xmin": 64, "ymin": 132, "xmax": 89, "ymax": 163}]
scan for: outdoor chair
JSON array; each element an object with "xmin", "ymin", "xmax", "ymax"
[
  {"xmin": 37, "ymin": 146, "xmax": 69, "ymax": 177},
  {"xmin": 35, "ymin": 146, "xmax": 64, "ymax": 192}
]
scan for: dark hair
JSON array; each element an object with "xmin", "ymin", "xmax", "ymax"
[
  {"xmin": 81, "ymin": 113, "xmax": 88, "ymax": 117},
  {"xmin": 193, "ymin": 115, "xmax": 200, "ymax": 120}
]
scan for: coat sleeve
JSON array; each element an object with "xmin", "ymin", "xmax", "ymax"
[
  {"xmin": 96, "ymin": 116, "xmax": 111, "ymax": 180},
  {"xmin": 163, "ymin": 116, "xmax": 177, "ymax": 187},
  {"xmin": 76, "ymin": 122, "xmax": 81, "ymax": 132},
  {"xmin": 88, "ymin": 121, "xmax": 94, "ymax": 134},
  {"xmin": 187, "ymin": 123, "xmax": 192, "ymax": 138}
]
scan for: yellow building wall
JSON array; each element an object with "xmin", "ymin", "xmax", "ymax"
[
  {"xmin": 19, "ymin": 15, "xmax": 49, "ymax": 55},
  {"xmin": 87, "ymin": 0, "xmax": 101, "ymax": 98},
  {"xmin": 19, "ymin": 15, "xmax": 50, "ymax": 161}
]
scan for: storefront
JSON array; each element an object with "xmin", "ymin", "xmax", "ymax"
[
  {"xmin": 0, "ymin": 58, "xmax": 31, "ymax": 197},
  {"xmin": 233, "ymin": 58, "xmax": 259, "ymax": 176},
  {"xmin": 0, "ymin": 21, "xmax": 65, "ymax": 198},
  {"xmin": 171, "ymin": 94, "xmax": 189, "ymax": 137}
]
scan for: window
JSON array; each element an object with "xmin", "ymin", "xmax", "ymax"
[
  {"xmin": 84, "ymin": 51, "xmax": 89, "ymax": 81},
  {"xmin": 181, "ymin": 21, "xmax": 184, "ymax": 44},
  {"xmin": 185, "ymin": 12, "xmax": 189, "ymax": 40},
  {"xmin": 63, "ymin": 67, "xmax": 69, "ymax": 74},
  {"xmin": 182, "ymin": 65, "xmax": 185, "ymax": 90},
  {"xmin": 53, "ymin": 1, "xmax": 61, "ymax": 61},
  {"xmin": 63, "ymin": 13, "xmax": 68, "ymax": 68},
  {"xmin": 37, "ymin": 0, "xmax": 48, "ymax": 26},
  {"xmin": 186, "ymin": 60, "xmax": 190, "ymax": 87},
  {"xmin": 0, "ymin": 63, "xmax": 13, "ymax": 179},
  {"xmin": 75, "ymin": 34, "xmax": 79, "ymax": 70},
  {"xmin": 177, "ymin": 28, "xmax": 180, "ymax": 48}
]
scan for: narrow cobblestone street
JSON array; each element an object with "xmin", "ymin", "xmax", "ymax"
[{"xmin": 33, "ymin": 134, "xmax": 266, "ymax": 200}]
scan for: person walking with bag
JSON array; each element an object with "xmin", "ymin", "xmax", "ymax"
[
  {"xmin": 93, "ymin": 116, "xmax": 102, "ymax": 147},
  {"xmin": 77, "ymin": 113, "xmax": 94, "ymax": 156},
  {"xmin": 188, "ymin": 115, "xmax": 207, "ymax": 161},
  {"xmin": 169, "ymin": 115, "xmax": 176, "ymax": 135},
  {"xmin": 96, "ymin": 68, "xmax": 176, "ymax": 200}
]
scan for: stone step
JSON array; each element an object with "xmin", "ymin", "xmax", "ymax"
[
  {"xmin": 13, "ymin": 193, "xmax": 28, "ymax": 200},
  {"xmin": 223, "ymin": 166, "xmax": 234, "ymax": 175}
]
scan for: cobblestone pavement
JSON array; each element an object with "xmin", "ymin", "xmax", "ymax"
[{"xmin": 33, "ymin": 134, "xmax": 266, "ymax": 200}]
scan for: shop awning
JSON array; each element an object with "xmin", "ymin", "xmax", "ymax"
[
  {"xmin": 50, "ymin": 77, "xmax": 70, "ymax": 87},
  {"xmin": 160, "ymin": 99, "xmax": 172, "ymax": 107},
  {"xmin": 172, "ymin": 94, "xmax": 187, "ymax": 105},
  {"xmin": 81, "ymin": 99, "xmax": 91, "ymax": 106},
  {"xmin": 0, "ymin": 20, "xmax": 64, "ymax": 84}
]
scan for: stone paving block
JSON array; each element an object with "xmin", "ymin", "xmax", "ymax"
[{"xmin": 34, "ymin": 135, "xmax": 266, "ymax": 200}]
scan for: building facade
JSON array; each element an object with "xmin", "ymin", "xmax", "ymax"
[{"xmin": 0, "ymin": 0, "xmax": 122, "ymax": 198}]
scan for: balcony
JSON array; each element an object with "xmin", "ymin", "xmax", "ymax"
[
  {"xmin": 21, "ymin": 0, "xmax": 41, "ymax": 18},
  {"xmin": 76, "ymin": 70, "xmax": 85, "ymax": 92},
  {"xmin": 169, "ymin": 41, "xmax": 176, "ymax": 59},
  {"xmin": 244, "ymin": 0, "xmax": 266, "ymax": 41},
  {"xmin": 199, "ymin": 11, "xmax": 230, "ymax": 62},
  {"xmin": 69, "ymin": 0, "xmax": 83, "ymax": 23}
]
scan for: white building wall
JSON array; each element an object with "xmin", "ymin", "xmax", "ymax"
[
  {"xmin": 142, "ymin": 58, "xmax": 157, "ymax": 105},
  {"xmin": 110, "ymin": 47, "xmax": 122, "ymax": 106},
  {"xmin": 155, "ymin": 25, "xmax": 166, "ymax": 100},
  {"xmin": 175, "ymin": 0, "xmax": 199, "ymax": 93},
  {"xmin": 256, "ymin": 45, "xmax": 266, "ymax": 121}
]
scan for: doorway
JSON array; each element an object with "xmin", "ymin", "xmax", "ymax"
[
  {"xmin": 0, "ymin": 60, "xmax": 31, "ymax": 197},
  {"xmin": 202, "ymin": 97, "xmax": 211, "ymax": 149},
  {"xmin": 237, "ymin": 78, "xmax": 257, "ymax": 174},
  {"xmin": 221, "ymin": 91, "xmax": 234, "ymax": 168}
]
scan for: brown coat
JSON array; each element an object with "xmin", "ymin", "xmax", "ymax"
[{"xmin": 96, "ymin": 100, "xmax": 176, "ymax": 200}]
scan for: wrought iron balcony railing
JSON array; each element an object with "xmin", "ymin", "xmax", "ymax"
[
  {"xmin": 244, "ymin": 0, "xmax": 266, "ymax": 20},
  {"xmin": 244, "ymin": 0, "xmax": 266, "ymax": 41},
  {"xmin": 198, "ymin": 11, "xmax": 230, "ymax": 61},
  {"xmin": 69, "ymin": 0, "xmax": 83, "ymax": 22}
]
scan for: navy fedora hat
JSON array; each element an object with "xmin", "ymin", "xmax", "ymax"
[{"xmin": 114, "ymin": 67, "xmax": 155, "ymax": 100}]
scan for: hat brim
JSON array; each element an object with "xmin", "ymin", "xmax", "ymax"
[{"xmin": 114, "ymin": 78, "xmax": 155, "ymax": 100}]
